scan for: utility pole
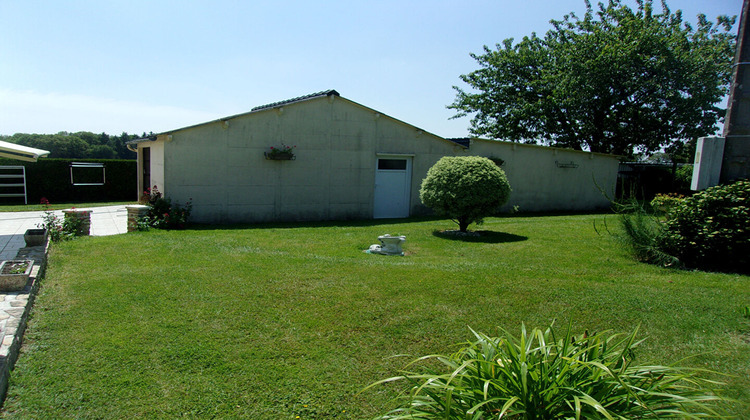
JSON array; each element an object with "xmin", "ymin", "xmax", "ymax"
[
  {"xmin": 720, "ymin": 0, "xmax": 750, "ymax": 182},
  {"xmin": 724, "ymin": 0, "xmax": 750, "ymax": 136}
]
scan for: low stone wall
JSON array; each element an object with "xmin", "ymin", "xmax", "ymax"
[
  {"xmin": 0, "ymin": 242, "xmax": 48, "ymax": 405},
  {"xmin": 126, "ymin": 205, "xmax": 149, "ymax": 232}
]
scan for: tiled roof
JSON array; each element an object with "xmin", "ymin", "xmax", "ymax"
[{"xmin": 251, "ymin": 90, "xmax": 340, "ymax": 112}]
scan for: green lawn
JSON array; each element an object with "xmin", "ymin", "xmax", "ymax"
[{"xmin": 2, "ymin": 215, "xmax": 749, "ymax": 418}]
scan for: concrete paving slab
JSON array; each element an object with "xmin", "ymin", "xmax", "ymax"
[{"xmin": 0, "ymin": 205, "xmax": 128, "ymax": 260}]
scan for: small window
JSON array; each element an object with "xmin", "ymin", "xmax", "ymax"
[
  {"xmin": 70, "ymin": 162, "xmax": 106, "ymax": 186},
  {"xmin": 378, "ymin": 159, "xmax": 407, "ymax": 170}
]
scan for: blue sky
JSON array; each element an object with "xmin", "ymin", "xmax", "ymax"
[{"xmin": 0, "ymin": 0, "xmax": 741, "ymax": 138}]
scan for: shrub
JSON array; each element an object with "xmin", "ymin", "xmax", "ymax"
[
  {"xmin": 370, "ymin": 324, "xmax": 725, "ymax": 419},
  {"xmin": 675, "ymin": 165, "xmax": 693, "ymax": 189},
  {"xmin": 420, "ymin": 156, "xmax": 511, "ymax": 232},
  {"xmin": 657, "ymin": 180, "xmax": 750, "ymax": 273},
  {"xmin": 649, "ymin": 193, "xmax": 686, "ymax": 215},
  {"xmin": 37, "ymin": 198, "xmax": 86, "ymax": 242},
  {"xmin": 138, "ymin": 186, "xmax": 192, "ymax": 230}
]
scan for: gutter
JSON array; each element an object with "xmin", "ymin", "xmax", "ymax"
[{"xmin": 125, "ymin": 135, "xmax": 158, "ymax": 152}]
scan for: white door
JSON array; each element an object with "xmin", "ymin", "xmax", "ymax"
[{"xmin": 373, "ymin": 156, "xmax": 412, "ymax": 218}]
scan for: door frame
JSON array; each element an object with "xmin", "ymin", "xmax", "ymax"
[
  {"xmin": 373, "ymin": 153, "xmax": 414, "ymax": 219},
  {"xmin": 141, "ymin": 146, "xmax": 151, "ymax": 193}
]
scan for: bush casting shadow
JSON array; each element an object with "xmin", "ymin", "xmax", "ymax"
[
  {"xmin": 432, "ymin": 230, "xmax": 528, "ymax": 244},
  {"xmin": 185, "ymin": 216, "xmax": 447, "ymax": 232}
]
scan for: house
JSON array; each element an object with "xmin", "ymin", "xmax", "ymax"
[{"xmin": 127, "ymin": 90, "xmax": 620, "ymax": 224}]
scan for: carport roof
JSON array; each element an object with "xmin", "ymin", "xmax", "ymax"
[{"xmin": 0, "ymin": 140, "xmax": 50, "ymax": 162}]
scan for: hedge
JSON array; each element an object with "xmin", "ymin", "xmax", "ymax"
[{"xmin": 0, "ymin": 158, "xmax": 137, "ymax": 204}]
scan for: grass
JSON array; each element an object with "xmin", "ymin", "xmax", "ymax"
[
  {"xmin": 1, "ymin": 215, "xmax": 749, "ymax": 418},
  {"xmin": 0, "ymin": 201, "xmax": 136, "ymax": 212}
]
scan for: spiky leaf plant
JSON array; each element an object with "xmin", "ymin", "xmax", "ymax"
[
  {"xmin": 617, "ymin": 205, "xmax": 680, "ymax": 268},
  {"xmin": 370, "ymin": 324, "xmax": 725, "ymax": 419}
]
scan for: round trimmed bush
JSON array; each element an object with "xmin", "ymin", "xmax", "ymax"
[
  {"xmin": 420, "ymin": 156, "xmax": 511, "ymax": 232},
  {"xmin": 658, "ymin": 180, "xmax": 750, "ymax": 273}
]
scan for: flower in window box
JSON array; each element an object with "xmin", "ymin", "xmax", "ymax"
[{"xmin": 265, "ymin": 144, "xmax": 296, "ymax": 160}]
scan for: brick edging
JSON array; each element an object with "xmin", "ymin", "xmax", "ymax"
[{"xmin": 0, "ymin": 241, "xmax": 48, "ymax": 406}]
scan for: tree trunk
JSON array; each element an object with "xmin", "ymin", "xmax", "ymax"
[{"xmin": 458, "ymin": 217, "xmax": 471, "ymax": 232}]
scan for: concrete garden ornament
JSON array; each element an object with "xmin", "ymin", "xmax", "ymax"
[
  {"xmin": 367, "ymin": 234, "xmax": 406, "ymax": 256},
  {"xmin": 0, "ymin": 259, "xmax": 34, "ymax": 291}
]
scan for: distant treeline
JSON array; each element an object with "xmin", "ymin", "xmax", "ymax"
[{"xmin": 0, "ymin": 131, "xmax": 150, "ymax": 160}]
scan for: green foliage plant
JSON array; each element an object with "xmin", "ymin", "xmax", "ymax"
[
  {"xmin": 141, "ymin": 186, "xmax": 192, "ymax": 230},
  {"xmin": 649, "ymin": 193, "xmax": 686, "ymax": 216},
  {"xmin": 36, "ymin": 197, "xmax": 86, "ymax": 242},
  {"xmin": 675, "ymin": 165, "xmax": 694, "ymax": 189},
  {"xmin": 420, "ymin": 156, "xmax": 511, "ymax": 232},
  {"xmin": 614, "ymin": 198, "xmax": 678, "ymax": 267},
  {"xmin": 449, "ymin": 0, "xmax": 736, "ymax": 158},
  {"xmin": 371, "ymin": 324, "xmax": 726, "ymax": 419},
  {"xmin": 3, "ymin": 261, "xmax": 30, "ymax": 275},
  {"xmin": 657, "ymin": 180, "xmax": 750, "ymax": 273},
  {"xmin": 266, "ymin": 143, "xmax": 296, "ymax": 158}
]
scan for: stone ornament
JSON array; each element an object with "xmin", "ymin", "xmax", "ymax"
[{"xmin": 367, "ymin": 234, "xmax": 406, "ymax": 256}]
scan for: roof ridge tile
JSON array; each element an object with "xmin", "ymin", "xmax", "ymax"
[{"xmin": 251, "ymin": 90, "xmax": 339, "ymax": 112}]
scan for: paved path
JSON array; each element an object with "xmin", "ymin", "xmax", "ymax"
[{"xmin": 0, "ymin": 205, "xmax": 128, "ymax": 260}]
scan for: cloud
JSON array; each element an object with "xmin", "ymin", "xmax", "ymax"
[{"xmin": 0, "ymin": 89, "xmax": 221, "ymax": 135}]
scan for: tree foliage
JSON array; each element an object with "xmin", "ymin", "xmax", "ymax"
[
  {"xmin": 420, "ymin": 156, "xmax": 511, "ymax": 232},
  {"xmin": 450, "ymin": 0, "xmax": 736, "ymax": 158},
  {"xmin": 0, "ymin": 131, "xmax": 147, "ymax": 159}
]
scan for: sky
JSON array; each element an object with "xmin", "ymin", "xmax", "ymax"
[{"xmin": 0, "ymin": 0, "xmax": 743, "ymax": 139}]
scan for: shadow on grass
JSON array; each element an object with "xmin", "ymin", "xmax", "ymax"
[
  {"xmin": 180, "ymin": 211, "xmax": 603, "ymax": 234},
  {"xmin": 432, "ymin": 230, "xmax": 528, "ymax": 244},
  {"xmin": 185, "ymin": 216, "xmax": 447, "ymax": 232}
]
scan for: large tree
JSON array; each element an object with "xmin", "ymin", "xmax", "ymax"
[{"xmin": 450, "ymin": 0, "xmax": 736, "ymax": 158}]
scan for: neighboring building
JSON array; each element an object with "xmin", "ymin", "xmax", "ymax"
[{"xmin": 128, "ymin": 90, "xmax": 620, "ymax": 223}]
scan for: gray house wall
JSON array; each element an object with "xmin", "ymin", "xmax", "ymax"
[
  {"xmin": 134, "ymin": 92, "xmax": 620, "ymax": 224},
  {"xmin": 469, "ymin": 139, "xmax": 618, "ymax": 212}
]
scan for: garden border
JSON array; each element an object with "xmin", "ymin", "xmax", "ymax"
[{"xmin": 0, "ymin": 240, "xmax": 48, "ymax": 406}]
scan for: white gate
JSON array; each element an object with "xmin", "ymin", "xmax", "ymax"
[
  {"xmin": 0, "ymin": 166, "xmax": 27, "ymax": 204},
  {"xmin": 373, "ymin": 156, "xmax": 412, "ymax": 219}
]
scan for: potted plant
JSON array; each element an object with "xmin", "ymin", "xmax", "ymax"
[
  {"xmin": 264, "ymin": 144, "xmax": 296, "ymax": 160},
  {"xmin": 24, "ymin": 228, "xmax": 48, "ymax": 247},
  {"xmin": 0, "ymin": 259, "xmax": 34, "ymax": 291}
]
